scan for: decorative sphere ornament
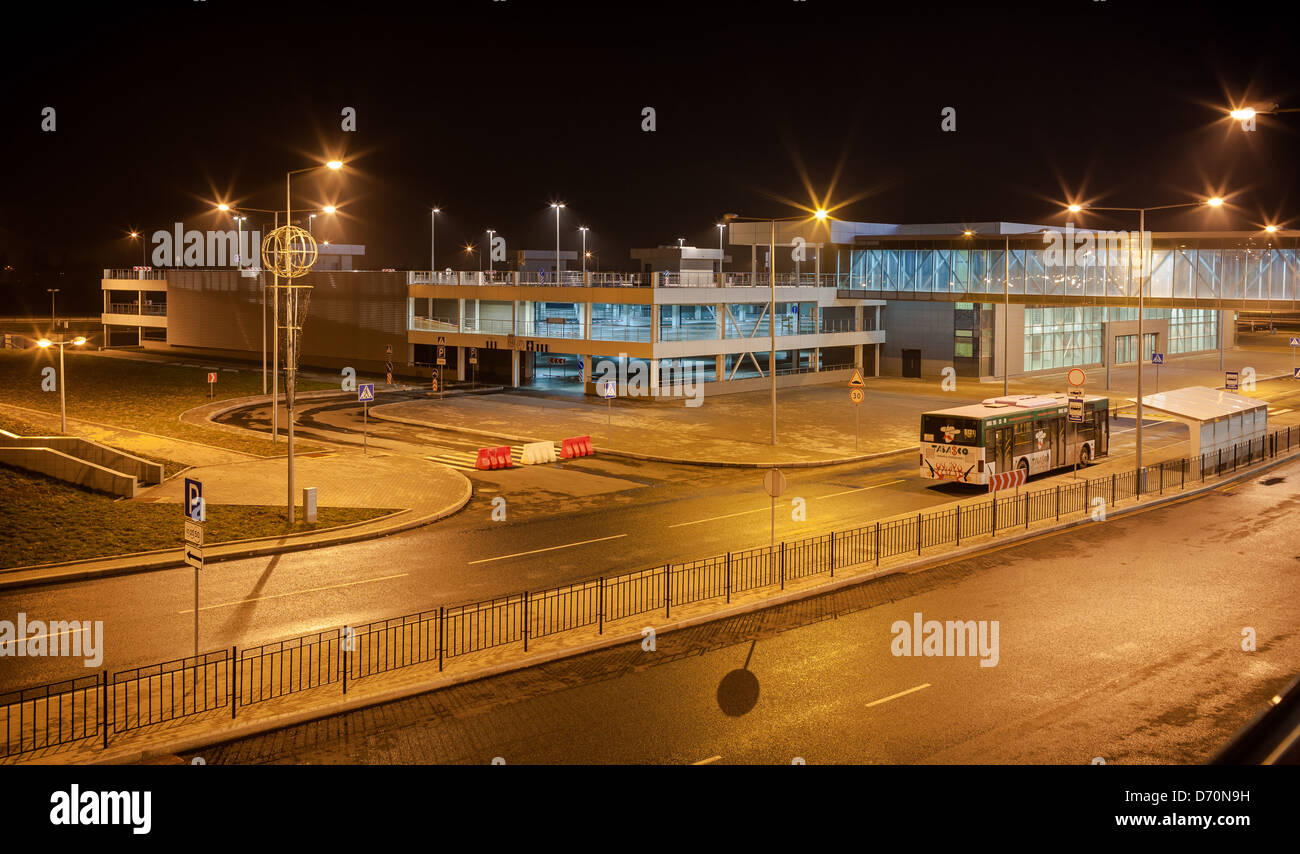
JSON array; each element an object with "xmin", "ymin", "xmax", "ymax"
[{"xmin": 261, "ymin": 225, "xmax": 317, "ymax": 279}]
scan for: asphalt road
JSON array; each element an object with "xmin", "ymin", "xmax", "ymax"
[
  {"xmin": 0, "ymin": 390, "xmax": 1198, "ymax": 691},
  {"xmin": 186, "ymin": 456, "xmax": 1300, "ymax": 764}
]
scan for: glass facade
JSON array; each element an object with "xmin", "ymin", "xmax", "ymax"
[
  {"xmin": 1167, "ymin": 308, "xmax": 1218, "ymax": 354},
  {"xmin": 1023, "ymin": 306, "xmax": 1103, "ymax": 371},
  {"xmin": 848, "ymin": 236, "xmax": 1300, "ymax": 302}
]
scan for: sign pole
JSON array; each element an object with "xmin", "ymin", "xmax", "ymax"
[
  {"xmin": 194, "ymin": 568, "xmax": 199, "ymax": 657},
  {"xmin": 856, "ymin": 404, "xmax": 860, "ymax": 451},
  {"xmin": 363, "ymin": 401, "xmax": 368, "ymax": 455}
]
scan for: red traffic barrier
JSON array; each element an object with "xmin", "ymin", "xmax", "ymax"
[
  {"xmin": 561, "ymin": 435, "xmax": 595, "ymax": 459},
  {"xmin": 987, "ymin": 468, "xmax": 1027, "ymax": 492},
  {"xmin": 475, "ymin": 446, "xmax": 514, "ymax": 470}
]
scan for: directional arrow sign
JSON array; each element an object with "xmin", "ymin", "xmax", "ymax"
[{"xmin": 184, "ymin": 544, "xmax": 204, "ymax": 570}]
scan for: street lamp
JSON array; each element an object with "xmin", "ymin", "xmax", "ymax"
[
  {"xmin": 46, "ymin": 288, "xmax": 59, "ymax": 329},
  {"xmin": 464, "ymin": 243, "xmax": 481, "ymax": 271},
  {"xmin": 309, "ymin": 214, "xmax": 317, "ymax": 235},
  {"xmin": 721, "ymin": 209, "xmax": 833, "ymax": 446},
  {"xmin": 1068, "ymin": 196, "xmax": 1226, "ymax": 480},
  {"xmin": 487, "ymin": 229, "xmax": 496, "ymax": 273},
  {"xmin": 579, "ymin": 227, "xmax": 589, "ymax": 275},
  {"xmin": 551, "ymin": 203, "xmax": 565, "ymax": 279},
  {"xmin": 716, "ymin": 223, "xmax": 727, "ymax": 279},
  {"xmin": 431, "ymin": 207, "xmax": 441, "ymax": 272},
  {"xmin": 35, "ymin": 335, "xmax": 87, "ymax": 432},
  {"xmin": 128, "ymin": 231, "xmax": 145, "ymax": 267}
]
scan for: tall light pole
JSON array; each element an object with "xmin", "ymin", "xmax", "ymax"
[
  {"xmin": 46, "ymin": 289, "xmax": 59, "ymax": 329},
  {"xmin": 579, "ymin": 227, "xmax": 589, "ymax": 275},
  {"xmin": 551, "ymin": 203, "xmax": 565, "ymax": 279},
  {"xmin": 36, "ymin": 335, "xmax": 86, "ymax": 432},
  {"xmin": 129, "ymin": 232, "xmax": 144, "ymax": 267},
  {"xmin": 487, "ymin": 229, "xmax": 496, "ymax": 273},
  {"xmin": 309, "ymin": 214, "xmax": 317, "ymax": 235},
  {"xmin": 717, "ymin": 223, "xmax": 726, "ymax": 280},
  {"xmin": 280, "ymin": 159, "xmax": 343, "ymax": 522},
  {"xmin": 431, "ymin": 207, "xmax": 440, "ymax": 272},
  {"xmin": 1069, "ymin": 197, "xmax": 1225, "ymax": 479},
  {"xmin": 722, "ymin": 209, "xmax": 830, "ymax": 446}
]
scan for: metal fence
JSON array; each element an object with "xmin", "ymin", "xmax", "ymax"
[{"xmin": 4, "ymin": 425, "xmax": 1296, "ymax": 758}]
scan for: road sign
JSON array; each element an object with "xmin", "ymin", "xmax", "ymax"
[
  {"xmin": 1226, "ymin": 370, "xmax": 1240, "ymax": 390},
  {"xmin": 1290, "ymin": 337, "xmax": 1300, "ymax": 347},
  {"xmin": 184, "ymin": 478, "xmax": 204, "ymax": 522},
  {"xmin": 207, "ymin": 372, "xmax": 217, "ymax": 383},
  {"xmin": 385, "ymin": 344, "xmax": 393, "ymax": 356},
  {"xmin": 850, "ymin": 388, "xmax": 864, "ymax": 404},
  {"xmin": 763, "ymin": 468, "xmax": 787, "ymax": 498},
  {"xmin": 1068, "ymin": 398, "xmax": 1085, "ymax": 423},
  {"xmin": 431, "ymin": 369, "xmax": 440, "ymax": 393},
  {"xmin": 988, "ymin": 468, "xmax": 1026, "ymax": 492},
  {"xmin": 1295, "ymin": 368, "xmax": 1300, "ymax": 379},
  {"xmin": 600, "ymin": 380, "xmax": 616, "ymax": 399},
  {"xmin": 789, "ymin": 304, "xmax": 799, "ymax": 315},
  {"xmin": 1066, "ymin": 368, "xmax": 1086, "ymax": 387},
  {"xmin": 184, "ymin": 520, "xmax": 204, "ymax": 547},
  {"xmin": 358, "ymin": 383, "xmax": 375, "ymax": 403},
  {"xmin": 184, "ymin": 544, "xmax": 204, "ymax": 571},
  {"xmin": 1151, "ymin": 353, "xmax": 1164, "ymax": 365},
  {"xmin": 1067, "ymin": 387, "xmax": 1084, "ymax": 400},
  {"xmin": 469, "ymin": 347, "xmax": 478, "ymax": 365},
  {"xmin": 436, "ymin": 344, "xmax": 446, "ymax": 366},
  {"xmin": 849, "ymin": 369, "xmax": 865, "ymax": 388}
]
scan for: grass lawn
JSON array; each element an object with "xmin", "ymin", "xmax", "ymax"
[
  {"xmin": 0, "ymin": 466, "xmax": 392, "ymax": 569},
  {"xmin": 0, "ymin": 351, "xmax": 331, "ymax": 457}
]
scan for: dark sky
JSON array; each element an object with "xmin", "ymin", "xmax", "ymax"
[{"xmin": 1, "ymin": 0, "xmax": 1297, "ymax": 313}]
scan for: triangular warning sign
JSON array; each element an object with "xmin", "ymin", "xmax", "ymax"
[{"xmin": 849, "ymin": 369, "xmax": 865, "ymax": 388}]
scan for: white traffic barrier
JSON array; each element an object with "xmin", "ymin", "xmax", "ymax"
[{"xmin": 521, "ymin": 441, "xmax": 558, "ymax": 465}]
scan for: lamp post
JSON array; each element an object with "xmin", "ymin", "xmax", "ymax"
[
  {"xmin": 431, "ymin": 207, "xmax": 440, "ymax": 273},
  {"xmin": 129, "ymin": 232, "xmax": 144, "ymax": 267},
  {"xmin": 717, "ymin": 223, "xmax": 726, "ymax": 281},
  {"xmin": 36, "ymin": 335, "xmax": 87, "ymax": 432},
  {"xmin": 551, "ymin": 203, "xmax": 565, "ymax": 279},
  {"xmin": 46, "ymin": 289, "xmax": 59, "ymax": 330},
  {"xmin": 579, "ymin": 227, "xmax": 589, "ymax": 275},
  {"xmin": 721, "ymin": 209, "xmax": 830, "ymax": 446},
  {"xmin": 487, "ymin": 230, "xmax": 495, "ymax": 273},
  {"xmin": 279, "ymin": 159, "xmax": 343, "ymax": 523},
  {"xmin": 1068, "ymin": 197, "xmax": 1225, "ymax": 477}
]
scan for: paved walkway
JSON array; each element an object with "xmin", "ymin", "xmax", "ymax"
[{"xmin": 370, "ymin": 347, "xmax": 1299, "ymax": 466}]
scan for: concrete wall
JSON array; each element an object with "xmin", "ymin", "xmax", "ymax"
[
  {"xmin": 0, "ymin": 434, "xmax": 163, "ymax": 484},
  {"xmin": 880, "ymin": 301, "xmax": 955, "ymax": 377},
  {"xmin": 0, "ymin": 447, "xmax": 138, "ymax": 497}
]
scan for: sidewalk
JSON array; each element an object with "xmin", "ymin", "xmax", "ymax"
[
  {"xmin": 369, "ymin": 346, "xmax": 1298, "ymax": 467},
  {"xmin": 11, "ymin": 438, "xmax": 1296, "ymax": 765},
  {"xmin": 0, "ymin": 448, "xmax": 471, "ymax": 589}
]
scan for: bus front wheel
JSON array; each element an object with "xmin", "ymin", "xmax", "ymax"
[{"xmin": 1079, "ymin": 445, "xmax": 1091, "ymax": 466}]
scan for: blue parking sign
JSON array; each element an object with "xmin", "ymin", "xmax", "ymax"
[{"xmin": 184, "ymin": 478, "xmax": 204, "ymax": 522}]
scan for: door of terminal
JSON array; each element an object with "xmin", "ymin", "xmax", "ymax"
[{"xmin": 901, "ymin": 349, "xmax": 921, "ymax": 378}]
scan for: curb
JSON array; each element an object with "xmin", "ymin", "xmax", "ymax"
[
  {"xmin": 73, "ymin": 449, "xmax": 1298, "ymax": 765},
  {"xmin": 365, "ymin": 406, "xmax": 916, "ymax": 468},
  {"xmin": 0, "ymin": 476, "xmax": 472, "ymax": 591}
]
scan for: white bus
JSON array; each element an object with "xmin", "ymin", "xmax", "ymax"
[{"xmin": 919, "ymin": 394, "xmax": 1109, "ymax": 485}]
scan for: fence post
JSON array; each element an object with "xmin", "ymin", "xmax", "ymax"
[
  {"xmin": 1024, "ymin": 492, "xmax": 1029, "ymax": 529},
  {"xmin": 992, "ymin": 493, "xmax": 998, "ymax": 535},
  {"xmin": 342, "ymin": 628, "xmax": 348, "ymax": 695},
  {"xmin": 1110, "ymin": 473, "xmax": 1115, "ymax": 506},
  {"xmin": 438, "ymin": 606, "xmax": 444, "ymax": 672},
  {"xmin": 101, "ymin": 669, "xmax": 108, "ymax": 750},
  {"xmin": 779, "ymin": 544, "xmax": 785, "ymax": 590},
  {"xmin": 1160, "ymin": 462, "xmax": 1164, "ymax": 494},
  {"xmin": 726, "ymin": 552, "xmax": 731, "ymax": 603},
  {"xmin": 523, "ymin": 591, "xmax": 530, "ymax": 652},
  {"xmin": 598, "ymin": 577, "xmax": 605, "ymax": 635},
  {"xmin": 1181, "ymin": 459, "xmax": 1185, "ymax": 491},
  {"xmin": 875, "ymin": 521, "xmax": 881, "ymax": 566},
  {"xmin": 829, "ymin": 532, "xmax": 835, "ymax": 577},
  {"xmin": 1055, "ymin": 484, "xmax": 1060, "ymax": 521},
  {"xmin": 666, "ymin": 565, "xmax": 672, "ymax": 617},
  {"xmin": 916, "ymin": 513, "xmax": 922, "ymax": 555},
  {"xmin": 955, "ymin": 504, "xmax": 961, "ymax": 547},
  {"xmin": 230, "ymin": 645, "xmax": 237, "ymax": 720}
]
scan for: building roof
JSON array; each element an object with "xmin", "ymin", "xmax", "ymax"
[{"xmin": 1138, "ymin": 386, "xmax": 1267, "ymax": 422}]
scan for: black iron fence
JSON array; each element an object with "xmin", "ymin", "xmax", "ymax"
[{"xmin": 4, "ymin": 425, "xmax": 1297, "ymax": 758}]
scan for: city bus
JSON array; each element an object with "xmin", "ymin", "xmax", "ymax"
[{"xmin": 919, "ymin": 393, "xmax": 1109, "ymax": 485}]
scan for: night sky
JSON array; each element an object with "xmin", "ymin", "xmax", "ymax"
[{"xmin": 1, "ymin": 0, "xmax": 1296, "ymax": 313}]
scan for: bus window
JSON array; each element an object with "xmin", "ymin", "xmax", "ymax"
[
  {"xmin": 1013, "ymin": 421, "xmax": 1034, "ymax": 455},
  {"xmin": 921, "ymin": 415, "xmax": 980, "ymax": 445}
]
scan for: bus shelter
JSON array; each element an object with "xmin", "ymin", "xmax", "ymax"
[{"xmin": 1137, "ymin": 386, "xmax": 1267, "ymax": 458}]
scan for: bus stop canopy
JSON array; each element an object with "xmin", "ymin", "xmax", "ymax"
[{"xmin": 1136, "ymin": 386, "xmax": 1268, "ymax": 458}]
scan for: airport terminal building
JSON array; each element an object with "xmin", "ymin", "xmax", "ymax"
[{"xmin": 99, "ymin": 219, "xmax": 1296, "ymax": 394}]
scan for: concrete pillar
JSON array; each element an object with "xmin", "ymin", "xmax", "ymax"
[
  {"xmin": 458, "ymin": 298, "xmax": 465, "ymax": 331},
  {"xmin": 715, "ymin": 353, "xmax": 724, "ymax": 382},
  {"xmin": 457, "ymin": 346, "xmax": 466, "ymax": 381},
  {"xmin": 874, "ymin": 343, "xmax": 881, "ymax": 377},
  {"xmin": 716, "ymin": 303, "xmax": 725, "ymax": 340},
  {"xmin": 651, "ymin": 303, "xmax": 659, "ymax": 343},
  {"xmin": 649, "ymin": 358, "xmax": 660, "ymax": 395},
  {"xmin": 511, "ymin": 349, "xmax": 520, "ymax": 388},
  {"xmin": 582, "ymin": 354, "xmax": 592, "ymax": 391},
  {"xmin": 813, "ymin": 346, "xmax": 820, "ymax": 373},
  {"xmin": 855, "ymin": 344, "xmax": 863, "ymax": 370}
]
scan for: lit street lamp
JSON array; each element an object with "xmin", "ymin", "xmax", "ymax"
[
  {"xmin": 431, "ymin": 207, "xmax": 441, "ymax": 272},
  {"xmin": 721, "ymin": 208, "xmax": 830, "ymax": 447},
  {"xmin": 579, "ymin": 226, "xmax": 589, "ymax": 275},
  {"xmin": 1068, "ymin": 196, "xmax": 1226, "ymax": 479},
  {"xmin": 716, "ymin": 223, "xmax": 726, "ymax": 279},
  {"xmin": 487, "ymin": 229, "xmax": 496, "ymax": 273},
  {"xmin": 46, "ymin": 288, "xmax": 59, "ymax": 329},
  {"xmin": 35, "ymin": 334, "xmax": 87, "ymax": 432},
  {"xmin": 551, "ymin": 203, "xmax": 565, "ymax": 279}
]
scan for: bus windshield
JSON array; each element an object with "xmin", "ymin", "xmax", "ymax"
[{"xmin": 921, "ymin": 415, "xmax": 980, "ymax": 446}]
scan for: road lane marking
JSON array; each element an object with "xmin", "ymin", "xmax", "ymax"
[
  {"xmin": 178, "ymin": 572, "xmax": 409, "ymax": 614},
  {"xmin": 816, "ymin": 480, "xmax": 903, "ymax": 499},
  {"xmin": 865, "ymin": 682, "xmax": 931, "ymax": 708},
  {"xmin": 468, "ymin": 534, "xmax": 628, "ymax": 565},
  {"xmin": 692, "ymin": 755, "xmax": 722, "ymax": 765},
  {"xmin": 669, "ymin": 505, "xmax": 786, "ymax": 528}
]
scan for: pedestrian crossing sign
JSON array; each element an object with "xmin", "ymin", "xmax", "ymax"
[{"xmin": 358, "ymin": 383, "xmax": 375, "ymax": 403}]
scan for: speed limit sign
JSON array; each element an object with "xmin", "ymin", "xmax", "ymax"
[{"xmin": 850, "ymin": 388, "xmax": 864, "ymax": 404}]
